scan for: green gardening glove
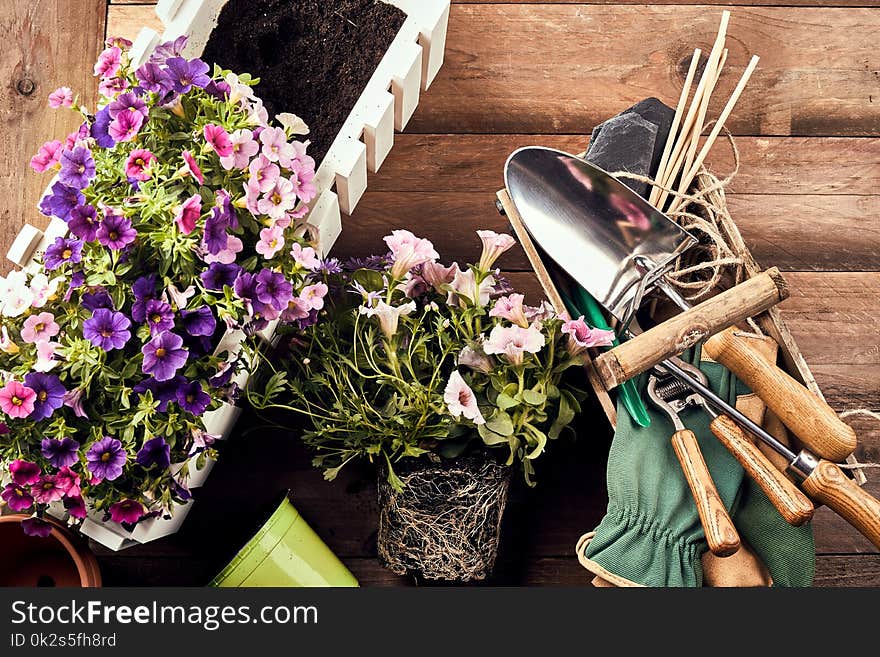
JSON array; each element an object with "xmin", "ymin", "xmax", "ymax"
[{"xmin": 582, "ymin": 347, "xmax": 747, "ymax": 587}]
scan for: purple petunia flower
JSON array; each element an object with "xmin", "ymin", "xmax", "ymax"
[
  {"xmin": 172, "ymin": 479, "xmax": 192, "ymax": 502},
  {"xmin": 23, "ymin": 373, "xmax": 66, "ymax": 421},
  {"xmin": 62, "ymin": 388, "xmax": 88, "ymax": 418},
  {"xmin": 255, "ymin": 269, "xmax": 293, "ymax": 311},
  {"xmin": 204, "ymin": 79, "xmax": 231, "ymax": 101},
  {"xmin": 21, "ymin": 517, "xmax": 52, "ymax": 538},
  {"xmin": 131, "ymin": 275, "xmax": 158, "ymax": 322},
  {"xmin": 108, "ymin": 92, "xmax": 148, "ymax": 120},
  {"xmin": 58, "ymin": 147, "xmax": 96, "ymax": 190},
  {"xmin": 43, "ymin": 236, "xmax": 83, "ymax": 270},
  {"xmin": 41, "ymin": 437, "xmax": 81, "ymax": 468},
  {"xmin": 136, "ymin": 436, "xmax": 171, "ymax": 469},
  {"xmin": 141, "ymin": 331, "xmax": 188, "ymax": 381},
  {"xmin": 1, "ymin": 483, "xmax": 34, "ymax": 512},
  {"xmin": 96, "ymin": 211, "xmax": 136, "ymax": 250},
  {"xmin": 83, "ymin": 308, "xmax": 131, "ymax": 351},
  {"xmin": 64, "ymin": 271, "xmax": 86, "ymax": 302},
  {"xmin": 86, "ymin": 437, "xmax": 126, "ymax": 481},
  {"xmin": 42, "ymin": 181, "xmax": 84, "ymax": 221},
  {"xmin": 181, "ymin": 305, "xmax": 216, "ymax": 337},
  {"xmin": 135, "ymin": 62, "xmax": 173, "ymax": 96},
  {"xmin": 80, "ymin": 288, "xmax": 114, "ymax": 312},
  {"xmin": 165, "ymin": 57, "xmax": 210, "ymax": 94},
  {"xmin": 202, "ymin": 208, "xmax": 229, "ymax": 255},
  {"xmin": 67, "ymin": 204, "xmax": 99, "ymax": 242},
  {"xmin": 148, "ymin": 35, "xmax": 188, "ymax": 65},
  {"xmin": 91, "ymin": 106, "xmax": 116, "ymax": 149},
  {"xmin": 133, "ymin": 375, "xmax": 185, "ymax": 412},
  {"xmin": 200, "ymin": 262, "xmax": 241, "ymax": 291},
  {"xmin": 181, "ymin": 333, "xmax": 213, "ymax": 358},
  {"xmin": 143, "ymin": 299, "xmax": 175, "ymax": 335},
  {"xmin": 176, "ymin": 380, "xmax": 210, "ymax": 416},
  {"xmin": 209, "ymin": 363, "xmax": 235, "ymax": 389}
]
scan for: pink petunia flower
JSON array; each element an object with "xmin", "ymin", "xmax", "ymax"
[
  {"xmin": 64, "ymin": 495, "xmax": 87, "ymax": 519},
  {"xmin": 477, "ymin": 230, "xmax": 517, "ymax": 271},
  {"xmin": 257, "ymin": 177, "xmax": 297, "ymax": 220},
  {"xmin": 94, "ymin": 46, "xmax": 121, "ymax": 78},
  {"xmin": 220, "ymin": 128, "xmax": 259, "ymax": 170},
  {"xmin": 300, "ymin": 282, "xmax": 328, "ymax": 311},
  {"xmin": 255, "ymin": 225, "xmax": 285, "ymax": 259},
  {"xmin": 288, "ymin": 159, "xmax": 317, "ymax": 203},
  {"xmin": 32, "ymin": 475, "xmax": 64, "ymax": 504},
  {"xmin": 30, "ymin": 140, "xmax": 64, "ymax": 173},
  {"xmin": 9, "ymin": 459, "xmax": 41, "ymax": 486},
  {"xmin": 248, "ymin": 155, "xmax": 280, "ymax": 193},
  {"xmin": 21, "ymin": 312, "xmax": 60, "ymax": 344},
  {"xmin": 109, "ymin": 109, "xmax": 144, "ymax": 142},
  {"xmin": 259, "ymin": 126, "xmax": 294, "ymax": 163},
  {"xmin": 489, "ymin": 294, "xmax": 529, "ymax": 328},
  {"xmin": 203, "ymin": 124, "xmax": 233, "ymax": 158},
  {"xmin": 0, "ymin": 381, "xmax": 37, "ymax": 419},
  {"xmin": 483, "ymin": 324, "xmax": 545, "ymax": 366},
  {"xmin": 561, "ymin": 316, "xmax": 616, "ymax": 356},
  {"xmin": 384, "ymin": 230, "xmax": 439, "ymax": 279},
  {"xmin": 447, "ymin": 268, "xmax": 494, "ymax": 308},
  {"xmin": 48, "ymin": 87, "xmax": 73, "ymax": 109},
  {"xmin": 281, "ymin": 296, "xmax": 311, "ymax": 322},
  {"xmin": 124, "ymin": 149, "xmax": 156, "ymax": 181},
  {"xmin": 174, "ymin": 194, "xmax": 202, "ymax": 235},
  {"xmin": 105, "ymin": 35, "xmax": 133, "ymax": 49},
  {"xmin": 54, "ymin": 466, "xmax": 82, "ymax": 498},
  {"xmin": 290, "ymin": 243, "xmax": 321, "ymax": 271},
  {"xmin": 444, "ymin": 370, "xmax": 485, "ymax": 425},
  {"xmin": 99, "ymin": 76, "xmax": 129, "ymax": 97},
  {"xmin": 181, "ymin": 151, "xmax": 204, "ymax": 184},
  {"xmin": 62, "ymin": 388, "xmax": 88, "ymax": 419}
]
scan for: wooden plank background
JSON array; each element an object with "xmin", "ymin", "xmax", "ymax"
[{"xmin": 1, "ymin": 0, "xmax": 878, "ymax": 586}]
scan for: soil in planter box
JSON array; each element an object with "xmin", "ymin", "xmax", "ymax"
[{"xmin": 203, "ymin": 0, "xmax": 407, "ymax": 166}]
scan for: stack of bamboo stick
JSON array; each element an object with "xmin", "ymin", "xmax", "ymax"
[{"xmin": 649, "ymin": 11, "xmax": 759, "ymax": 214}]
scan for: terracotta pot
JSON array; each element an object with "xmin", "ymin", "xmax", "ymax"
[{"xmin": 0, "ymin": 515, "xmax": 101, "ymax": 587}]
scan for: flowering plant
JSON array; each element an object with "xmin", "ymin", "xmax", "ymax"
[
  {"xmin": 0, "ymin": 36, "xmax": 328, "ymax": 535},
  {"xmin": 251, "ymin": 230, "xmax": 614, "ymax": 488}
]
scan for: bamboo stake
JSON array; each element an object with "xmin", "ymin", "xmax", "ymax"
[
  {"xmin": 649, "ymin": 48, "xmax": 702, "ymax": 207},
  {"xmin": 668, "ymin": 55, "xmax": 759, "ymax": 214}
]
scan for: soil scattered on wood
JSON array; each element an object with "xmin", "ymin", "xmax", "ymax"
[{"xmin": 203, "ymin": 0, "xmax": 406, "ymax": 166}]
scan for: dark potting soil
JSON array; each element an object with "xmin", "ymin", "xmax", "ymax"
[{"xmin": 202, "ymin": 0, "xmax": 406, "ymax": 166}]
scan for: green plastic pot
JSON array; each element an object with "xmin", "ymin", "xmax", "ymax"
[{"xmin": 209, "ymin": 493, "xmax": 358, "ymax": 587}]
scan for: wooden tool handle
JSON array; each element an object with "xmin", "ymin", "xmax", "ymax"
[
  {"xmin": 710, "ymin": 415, "xmax": 814, "ymax": 526},
  {"xmin": 671, "ymin": 429, "xmax": 741, "ymax": 557},
  {"xmin": 802, "ymin": 460, "xmax": 880, "ymax": 550},
  {"xmin": 703, "ymin": 327, "xmax": 857, "ymax": 462}
]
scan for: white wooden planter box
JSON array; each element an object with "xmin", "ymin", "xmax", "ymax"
[{"xmin": 5, "ymin": 0, "xmax": 449, "ymax": 551}]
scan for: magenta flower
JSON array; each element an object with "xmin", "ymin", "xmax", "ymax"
[
  {"xmin": 476, "ymin": 230, "xmax": 517, "ymax": 271},
  {"xmin": 21, "ymin": 312, "xmax": 60, "ymax": 343},
  {"xmin": 68, "ymin": 204, "xmax": 99, "ymax": 241},
  {"xmin": 124, "ymin": 148, "xmax": 156, "ymax": 181},
  {"xmin": 96, "ymin": 211, "xmax": 137, "ymax": 250},
  {"xmin": 64, "ymin": 495, "xmax": 87, "ymax": 519},
  {"xmin": 444, "ymin": 370, "xmax": 485, "ymax": 425},
  {"xmin": 181, "ymin": 150, "xmax": 204, "ymax": 184},
  {"xmin": 561, "ymin": 316, "xmax": 616, "ymax": 356},
  {"xmin": 86, "ymin": 437, "xmax": 126, "ymax": 481},
  {"xmin": 23, "ymin": 373, "xmax": 66, "ymax": 422},
  {"xmin": 384, "ymin": 230, "xmax": 439, "ymax": 279},
  {"xmin": 290, "ymin": 243, "xmax": 321, "ymax": 271},
  {"xmin": 58, "ymin": 146, "xmax": 96, "ymax": 190},
  {"xmin": 203, "ymin": 124, "xmax": 233, "ymax": 157},
  {"xmin": 0, "ymin": 381, "xmax": 36, "ymax": 419},
  {"xmin": 483, "ymin": 325, "xmax": 545, "ymax": 366},
  {"xmin": 257, "ymin": 177, "xmax": 297, "ymax": 220},
  {"xmin": 105, "ymin": 35, "xmax": 132, "ymax": 49},
  {"xmin": 54, "ymin": 466, "xmax": 81, "ymax": 497},
  {"xmin": 176, "ymin": 381, "xmax": 210, "ymax": 416},
  {"xmin": 109, "ymin": 499, "xmax": 145, "ymax": 525},
  {"xmin": 99, "ymin": 76, "xmax": 129, "ymax": 97},
  {"xmin": 48, "ymin": 86, "xmax": 73, "ymax": 108},
  {"xmin": 144, "ymin": 299, "xmax": 175, "ymax": 335},
  {"xmin": 255, "ymin": 224, "xmax": 285, "ymax": 259},
  {"xmin": 173, "ymin": 194, "xmax": 202, "ymax": 235},
  {"xmin": 108, "ymin": 92, "xmax": 148, "ymax": 121},
  {"xmin": 1, "ymin": 484, "xmax": 33, "ymax": 512},
  {"xmin": 109, "ymin": 109, "xmax": 144, "ymax": 142},
  {"xmin": 83, "ymin": 308, "xmax": 131, "ymax": 351},
  {"xmin": 220, "ymin": 128, "xmax": 258, "ymax": 170},
  {"xmin": 141, "ymin": 331, "xmax": 188, "ymax": 381},
  {"xmin": 489, "ymin": 294, "xmax": 529, "ymax": 328},
  {"xmin": 9, "ymin": 459, "xmax": 41, "ymax": 486},
  {"xmin": 41, "ymin": 438, "xmax": 81, "ymax": 469},
  {"xmin": 94, "ymin": 46, "xmax": 121, "ymax": 77},
  {"xmin": 30, "ymin": 140, "xmax": 63, "ymax": 172},
  {"xmin": 165, "ymin": 57, "xmax": 210, "ymax": 94},
  {"xmin": 21, "ymin": 518, "xmax": 53, "ymax": 538},
  {"xmin": 32, "ymin": 476, "xmax": 64, "ymax": 505}
]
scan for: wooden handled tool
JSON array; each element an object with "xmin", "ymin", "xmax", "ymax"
[
  {"xmin": 704, "ymin": 327, "xmax": 857, "ymax": 463},
  {"xmin": 709, "ymin": 415, "xmax": 814, "ymax": 526},
  {"xmin": 800, "ymin": 460, "xmax": 880, "ymax": 548},
  {"xmin": 671, "ymin": 429, "xmax": 741, "ymax": 556}
]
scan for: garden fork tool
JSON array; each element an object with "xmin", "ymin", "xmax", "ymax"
[
  {"xmin": 646, "ymin": 370, "xmax": 741, "ymax": 556},
  {"xmin": 649, "ymin": 360, "xmax": 814, "ymax": 528},
  {"xmin": 505, "ymin": 146, "xmax": 857, "ymax": 463}
]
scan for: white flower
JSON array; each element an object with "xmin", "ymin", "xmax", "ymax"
[
  {"xmin": 360, "ymin": 301, "xmax": 416, "ymax": 339},
  {"xmin": 33, "ymin": 340, "xmax": 59, "ymax": 372},
  {"xmin": 29, "ymin": 272, "xmax": 63, "ymax": 308},
  {"xmin": 477, "ymin": 229, "xmax": 516, "ymax": 270},
  {"xmin": 276, "ymin": 112, "xmax": 310, "ymax": 136},
  {"xmin": 1, "ymin": 271, "xmax": 35, "ymax": 317},
  {"xmin": 447, "ymin": 268, "xmax": 494, "ymax": 308},
  {"xmin": 483, "ymin": 325, "xmax": 545, "ymax": 366},
  {"xmin": 444, "ymin": 370, "xmax": 485, "ymax": 425}
]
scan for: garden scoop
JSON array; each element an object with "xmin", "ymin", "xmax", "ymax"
[{"xmin": 504, "ymin": 146, "xmax": 856, "ymax": 464}]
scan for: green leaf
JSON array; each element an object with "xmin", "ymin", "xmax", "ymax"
[
  {"xmin": 522, "ymin": 389, "xmax": 546, "ymax": 406},
  {"xmin": 478, "ymin": 423, "xmax": 509, "ymax": 445},
  {"xmin": 548, "ymin": 389, "xmax": 577, "ymax": 440},
  {"xmin": 486, "ymin": 410, "xmax": 514, "ymax": 436},
  {"xmin": 525, "ymin": 428, "xmax": 548, "ymax": 460},
  {"xmin": 496, "ymin": 392, "xmax": 518, "ymax": 410}
]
